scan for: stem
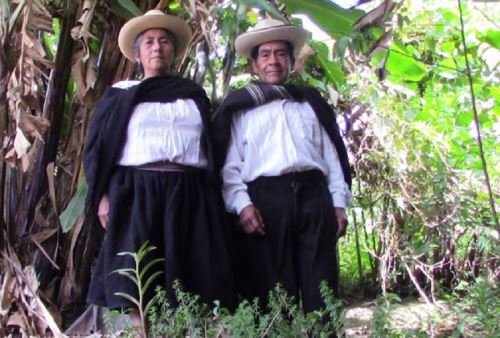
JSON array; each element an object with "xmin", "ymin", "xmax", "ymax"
[
  {"xmin": 351, "ymin": 209, "xmax": 364, "ymax": 285},
  {"xmin": 404, "ymin": 262, "xmax": 432, "ymax": 305},
  {"xmin": 8, "ymin": 0, "xmax": 26, "ymax": 35},
  {"xmin": 457, "ymin": 0, "xmax": 499, "ymax": 229},
  {"xmin": 136, "ymin": 254, "xmax": 147, "ymax": 337}
]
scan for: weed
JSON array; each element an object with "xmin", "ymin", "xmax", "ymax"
[{"xmin": 110, "ymin": 241, "xmax": 165, "ymax": 336}]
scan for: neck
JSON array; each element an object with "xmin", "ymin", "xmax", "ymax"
[{"xmin": 253, "ymin": 79, "xmax": 287, "ymax": 86}]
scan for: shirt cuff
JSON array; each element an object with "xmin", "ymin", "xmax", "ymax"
[
  {"xmin": 332, "ymin": 190, "xmax": 352, "ymax": 209},
  {"xmin": 233, "ymin": 192, "xmax": 253, "ymax": 215}
]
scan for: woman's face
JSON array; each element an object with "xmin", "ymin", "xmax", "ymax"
[{"xmin": 135, "ymin": 28, "xmax": 175, "ymax": 78}]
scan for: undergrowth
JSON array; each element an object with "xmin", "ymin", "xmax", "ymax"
[{"xmin": 106, "ymin": 242, "xmax": 346, "ymax": 337}]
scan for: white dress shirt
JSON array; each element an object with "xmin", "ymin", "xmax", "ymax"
[
  {"xmin": 222, "ymin": 99, "xmax": 352, "ymax": 214},
  {"xmin": 113, "ymin": 80, "xmax": 207, "ymax": 168}
]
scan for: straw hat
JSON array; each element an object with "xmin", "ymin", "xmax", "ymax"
[
  {"xmin": 235, "ymin": 19, "xmax": 308, "ymax": 59},
  {"xmin": 118, "ymin": 9, "xmax": 192, "ymax": 61}
]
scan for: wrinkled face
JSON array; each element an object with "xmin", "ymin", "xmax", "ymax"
[
  {"xmin": 251, "ymin": 41, "xmax": 291, "ymax": 84},
  {"xmin": 135, "ymin": 28, "xmax": 175, "ymax": 78}
]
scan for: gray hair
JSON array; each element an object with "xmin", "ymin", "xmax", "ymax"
[{"xmin": 133, "ymin": 29, "xmax": 178, "ymax": 57}]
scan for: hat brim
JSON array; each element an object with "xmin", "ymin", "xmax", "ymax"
[
  {"xmin": 118, "ymin": 14, "xmax": 192, "ymax": 62},
  {"xmin": 235, "ymin": 25, "xmax": 307, "ymax": 59}
]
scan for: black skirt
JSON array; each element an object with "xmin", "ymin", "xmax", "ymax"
[{"xmin": 86, "ymin": 166, "xmax": 236, "ymax": 310}]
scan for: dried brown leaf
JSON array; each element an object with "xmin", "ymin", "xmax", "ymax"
[
  {"xmin": 4, "ymin": 127, "xmax": 32, "ymax": 171},
  {"xmin": 294, "ymin": 44, "xmax": 313, "ymax": 73},
  {"xmin": 17, "ymin": 111, "xmax": 50, "ymax": 141},
  {"xmin": 30, "ymin": 235, "xmax": 60, "ymax": 270},
  {"xmin": 73, "ymin": 50, "xmax": 98, "ymax": 101},
  {"xmin": 46, "ymin": 162, "xmax": 59, "ymax": 216},
  {"xmin": 6, "ymin": 311, "xmax": 29, "ymax": 334},
  {"xmin": 26, "ymin": 0, "xmax": 53, "ymax": 32},
  {"xmin": 57, "ymin": 215, "xmax": 84, "ymax": 308},
  {"xmin": 13, "ymin": 125, "xmax": 31, "ymax": 155},
  {"xmin": 0, "ymin": 269, "xmax": 17, "ymax": 316},
  {"xmin": 6, "ymin": 0, "xmax": 53, "ymax": 132},
  {"xmin": 30, "ymin": 228, "xmax": 58, "ymax": 244},
  {"xmin": 18, "ymin": 266, "xmax": 66, "ymax": 337}
]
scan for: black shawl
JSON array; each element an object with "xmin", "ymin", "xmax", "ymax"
[
  {"xmin": 212, "ymin": 81, "xmax": 352, "ymax": 188},
  {"xmin": 83, "ymin": 75, "xmax": 213, "ymax": 214}
]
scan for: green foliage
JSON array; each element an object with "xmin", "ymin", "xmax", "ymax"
[
  {"xmin": 108, "ymin": 242, "xmax": 345, "ymax": 337},
  {"xmin": 385, "ymin": 42, "xmax": 428, "ymax": 81},
  {"xmin": 371, "ymin": 293, "xmax": 400, "ymax": 338},
  {"xmin": 104, "ymin": 309, "xmax": 136, "ymax": 337},
  {"xmin": 338, "ymin": 223, "xmax": 379, "ymax": 293},
  {"xmin": 311, "ymin": 40, "xmax": 345, "ymax": 89},
  {"xmin": 370, "ymin": 294, "xmax": 435, "ymax": 338},
  {"xmin": 111, "ymin": 241, "xmax": 165, "ymax": 337},
  {"xmin": 452, "ymin": 276, "xmax": 500, "ymax": 337},
  {"xmin": 239, "ymin": 0, "xmax": 287, "ymax": 22},
  {"xmin": 148, "ymin": 282, "xmax": 346, "ymax": 337},
  {"xmin": 483, "ymin": 29, "xmax": 500, "ymax": 50},
  {"xmin": 109, "ymin": 0, "xmax": 142, "ymax": 19},
  {"xmin": 59, "ymin": 179, "xmax": 88, "ymax": 233},
  {"xmin": 42, "ymin": 18, "xmax": 60, "ymax": 60},
  {"xmin": 279, "ymin": 0, "xmax": 364, "ymax": 39},
  {"xmin": 336, "ymin": 0, "xmax": 499, "ymax": 297}
]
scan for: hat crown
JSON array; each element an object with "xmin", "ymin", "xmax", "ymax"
[
  {"xmin": 251, "ymin": 19, "xmax": 288, "ymax": 32},
  {"xmin": 234, "ymin": 18, "xmax": 307, "ymax": 58},
  {"xmin": 143, "ymin": 9, "xmax": 165, "ymax": 16}
]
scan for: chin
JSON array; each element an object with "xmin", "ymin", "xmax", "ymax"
[{"xmin": 266, "ymin": 78, "xmax": 285, "ymax": 84}]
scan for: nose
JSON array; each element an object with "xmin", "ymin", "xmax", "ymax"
[
  {"xmin": 269, "ymin": 53, "xmax": 278, "ymax": 64},
  {"xmin": 152, "ymin": 39, "xmax": 161, "ymax": 51}
]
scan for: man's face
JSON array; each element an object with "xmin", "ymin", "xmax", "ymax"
[{"xmin": 251, "ymin": 41, "xmax": 291, "ymax": 84}]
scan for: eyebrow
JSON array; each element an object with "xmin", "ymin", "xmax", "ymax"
[{"xmin": 259, "ymin": 47, "xmax": 287, "ymax": 53}]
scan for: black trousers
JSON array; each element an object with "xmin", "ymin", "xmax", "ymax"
[{"xmin": 233, "ymin": 170, "xmax": 339, "ymax": 313}]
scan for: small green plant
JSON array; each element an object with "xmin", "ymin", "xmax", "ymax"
[
  {"xmin": 371, "ymin": 293, "xmax": 401, "ymax": 338},
  {"xmin": 452, "ymin": 276, "xmax": 500, "ymax": 337},
  {"xmin": 111, "ymin": 241, "xmax": 165, "ymax": 337},
  {"xmin": 104, "ymin": 308, "xmax": 136, "ymax": 337},
  {"xmin": 221, "ymin": 298, "xmax": 261, "ymax": 337},
  {"xmin": 110, "ymin": 242, "xmax": 347, "ymax": 337},
  {"xmin": 148, "ymin": 281, "xmax": 218, "ymax": 337},
  {"xmin": 148, "ymin": 281, "xmax": 346, "ymax": 337},
  {"xmin": 319, "ymin": 280, "xmax": 347, "ymax": 336}
]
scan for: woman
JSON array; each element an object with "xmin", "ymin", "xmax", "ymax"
[{"xmin": 84, "ymin": 10, "xmax": 235, "ymax": 314}]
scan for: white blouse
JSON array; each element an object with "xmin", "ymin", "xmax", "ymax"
[
  {"xmin": 221, "ymin": 99, "xmax": 352, "ymax": 214},
  {"xmin": 113, "ymin": 80, "xmax": 207, "ymax": 168}
]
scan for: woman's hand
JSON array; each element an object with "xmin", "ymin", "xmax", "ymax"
[{"xmin": 98, "ymin": 194, "xmax": 110, "ymax": 229}]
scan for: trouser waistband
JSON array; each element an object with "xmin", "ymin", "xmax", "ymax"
[
  {"xmin": 248, "ymin": 169, "xmax": 325, "ymax": 187},
  {"xmin": 133, "ymin": 161, "xmax": 203, "ymax": 172}
]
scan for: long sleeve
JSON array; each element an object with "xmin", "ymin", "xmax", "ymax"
[
  {"xmin": 321, "ymin": 125, "xmax": 352, "ymax": 208},
  {"xmin": 221, "ymin": 118, "xmax": 252, "ymax": 214}
]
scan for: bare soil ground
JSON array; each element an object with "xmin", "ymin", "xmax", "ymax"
[{"xmin": 344, "ymin": 298, "xmax": 487, "ymax": 337}]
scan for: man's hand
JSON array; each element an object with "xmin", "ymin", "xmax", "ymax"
[
  {"xmin": 98, "ymin": 194, "xmax": 110, "ymax": 229},
  {"xmin": 239, "ymin": 205, "xmax": 265, "ymax": 236},
  {"xmin": 334, "ymin": 207, "xmax": 348, "ymax": 240}
]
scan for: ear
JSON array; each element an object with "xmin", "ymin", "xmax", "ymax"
[
  {"xmin": 250, "ymin": 58, "xmax": 258, "ymax": 74},
  {"xmin": 134, "ymin": 51, "xmax": 141, "ymax": 65}
]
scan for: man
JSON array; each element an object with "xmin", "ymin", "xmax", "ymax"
[{"xmin": 213, "ymin": 19, "xmax": 352, "ymax": 314}]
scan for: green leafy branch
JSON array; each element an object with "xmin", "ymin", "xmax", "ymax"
[{"xmin": 112, "ymin": 241, "xmax": 165, "ymax": 336}]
